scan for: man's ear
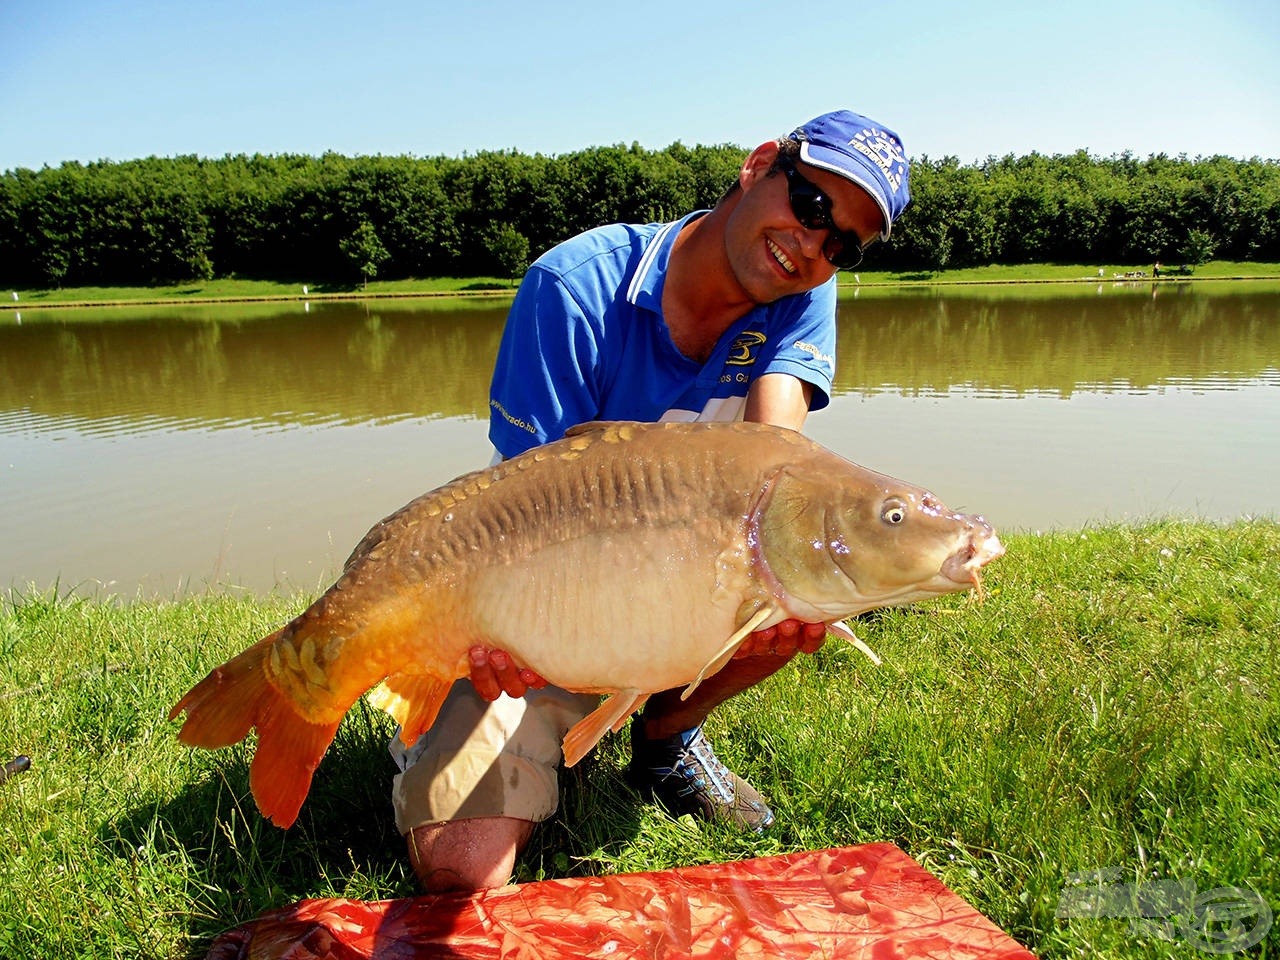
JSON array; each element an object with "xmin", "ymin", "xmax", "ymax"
[{"xmin": 738, "ymin": 141, "xmax": 782, "ymax": 191}]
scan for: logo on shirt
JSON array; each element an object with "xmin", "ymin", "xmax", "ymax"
[
  {"xmin": 726, "ymin": 331, "xmax": 766, "ymax": 367},
  {"xmin": 489, "ymin": 398, "xmax": 537, "ymax": 435},
  {"xmin": 792, "ymin": 339, "xmax": 834, "ymax": 370}
]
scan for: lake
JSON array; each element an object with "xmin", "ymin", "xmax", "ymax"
[{"xmin": 2, "ymin": 281, "xmax": 1277, "ymax": 597}]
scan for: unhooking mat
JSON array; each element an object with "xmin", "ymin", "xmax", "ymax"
[{"xmin": 205, "ymin": 842, "xmax": 1037, "ymax": 959}]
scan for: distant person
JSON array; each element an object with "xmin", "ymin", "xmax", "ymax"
[
  {"xmin": 391, "ymin": 109, "xmax": 912, "ymax": 892},
  {"xmin": 1154, "ymin": 261, "xmax": 1162, "ymax": 278}
]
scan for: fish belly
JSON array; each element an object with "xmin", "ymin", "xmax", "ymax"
[{"xmin": 465, "ymin": 515, "xmax": 756, "ymax": 694}]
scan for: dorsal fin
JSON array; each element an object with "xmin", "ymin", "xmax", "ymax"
[{"xmin": 563, "ymin": 421, "xmax": 615, "ymax": 438}]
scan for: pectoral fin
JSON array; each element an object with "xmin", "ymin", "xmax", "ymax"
[
  {"xmin": 679, "ymin": 604, "xmax": 778, "ymax": 702},
  {"xmin": 827, "ymin": 619, "xmax": 882, "ymax": 666}
]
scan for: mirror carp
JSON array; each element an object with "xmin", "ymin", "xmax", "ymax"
[{"xmin": 170, "ymin": 421, "xmax": 1004, "ymax": 828}]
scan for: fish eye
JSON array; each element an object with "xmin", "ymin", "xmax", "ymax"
[{"xmin": 881, "ymin": 501, "xmax": 907, "ymax": 525}]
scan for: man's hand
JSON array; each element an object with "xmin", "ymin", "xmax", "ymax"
[
  {"xmin": 467, "ymin": 645, "xmax": 548, "ymax": 702},
  {"xmin": 468, "ymin": 620, "xmax": 824, "ymax": 702},
  {"xmin": 733, "ymin": 619, "xmax": 827, "ymax": 659}
]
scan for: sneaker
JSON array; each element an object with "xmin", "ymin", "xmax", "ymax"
[{"xmin": 626, "ymin": 723, "xmax": 775, "ymax": 832}]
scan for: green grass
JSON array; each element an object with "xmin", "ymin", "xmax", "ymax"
[
  {"xmin": 4, "ymin": 275, "xmax": 520, "ymax": 308},
  {"xmin": 854, "ymin": 260, "xmax": 1280, "ymax": 286},
  {"xmin": 2, "ymin": 520, "xmax": 1277, "ymax": 958},
  {"xmin": 7, "ymin": 261, "xmax": 1280, "ymax": 309}
]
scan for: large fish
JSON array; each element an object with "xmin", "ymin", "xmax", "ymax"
[{"xmin": 170, "ymin": 421, "xmax": 1003, "ymax": 828}]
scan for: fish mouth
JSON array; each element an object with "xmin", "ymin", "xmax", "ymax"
[{"xmin": 941, "ymin": 524, "xmax": 1005, "ymax": 593}]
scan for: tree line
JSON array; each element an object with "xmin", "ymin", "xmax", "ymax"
[{"xmin": 2, "ymin": 144, "xmax": 1278, "ymax": 289}]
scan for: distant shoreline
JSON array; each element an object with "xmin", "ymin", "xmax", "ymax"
[{"xmin": 7, "ymin": 261, "xmax": 1280, "ymax": 310}]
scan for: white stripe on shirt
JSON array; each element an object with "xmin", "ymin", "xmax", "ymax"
[{"xmin": 626, "ymin": 220, "xmax": 682, "ymax": 303}]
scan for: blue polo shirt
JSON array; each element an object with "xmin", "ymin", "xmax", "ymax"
[{"xmin": 488, "ymin": 211, "xmax": 837, "ymax": 459}]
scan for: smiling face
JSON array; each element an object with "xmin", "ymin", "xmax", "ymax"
[{"xmin": 721, "ymin": 142, "xmax": 885, "ymax": 304}]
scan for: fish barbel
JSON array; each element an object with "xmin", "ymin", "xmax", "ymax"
[{"xmin": 169, "ymin": 421, "xmax": 1004, "ymax": 828}]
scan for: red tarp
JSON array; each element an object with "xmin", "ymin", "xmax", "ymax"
[{"xmin": 206, "ymin": 843, "xmax": 1037, "ymax": 959}]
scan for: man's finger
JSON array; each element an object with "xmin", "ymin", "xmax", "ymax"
[
  {"xmin": 489, "ymin": 649, "xmax": 528, "ymax": 698},
  {"xmin": 469, "ymin": 645, "xmax": 501, "ymax": 701},
  {"xmin": 519, "ymin": 668, "xmax": 549, "ymax": 689},
  {"xmin": 799, "ymin": 621, "xmax": 828, "ymax": 653}
]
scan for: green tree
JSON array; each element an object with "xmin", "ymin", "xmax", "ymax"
[
  {"xmin": 1180, "ymin": 227, "xmax": 1217, "ymax": 265},
  {"xmin": 339, "ymin": 220, "xmax": 389, "ymax": 288},
  {"xmin": 483, "ymin": 222, "xmax": 530, "ymax": 283},
  {"xmin": 4, "ymin": 146, "xmax": 1279, "ymax": 286}
]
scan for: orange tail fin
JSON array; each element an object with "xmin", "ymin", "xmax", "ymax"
[{"xmin": 169, "ymin": 628, "xmax": 341, "ymax": 829}]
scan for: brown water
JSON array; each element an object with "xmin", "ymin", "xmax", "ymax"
[{"xmin": 2, "ymin": 282, "xmax": 1277, "ymax": 597}]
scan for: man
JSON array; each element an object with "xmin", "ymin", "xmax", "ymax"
[{"xmin": 392, "ymin": 109, "xmax": 911, "ymax": 892}]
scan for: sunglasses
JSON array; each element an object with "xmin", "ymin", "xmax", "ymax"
[{"xmin": 775, "ymin": 155, "xmax": 871, "ymax": 270}]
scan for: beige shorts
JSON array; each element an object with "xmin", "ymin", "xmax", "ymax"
[{"xmin": 390, "ymin": 680, "xmax": 599, "ymax": 834}]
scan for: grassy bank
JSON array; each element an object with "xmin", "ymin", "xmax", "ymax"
[
  {"xmin": 2, "ymin": 520, "xmax": 1277, "ymax": 958},
  {"xmin": 7, "ymin": 260, "xmax": 1280, "ymax": 309}
]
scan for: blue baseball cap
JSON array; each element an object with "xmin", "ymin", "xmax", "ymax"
[{"xmin": 788, "ymin": 110, "xmax": 911, "ymax": 241}]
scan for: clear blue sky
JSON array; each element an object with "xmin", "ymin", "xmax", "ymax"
[{"xmin": 3, "ymin": 0, "xmax": 1278, "ymax": 172}]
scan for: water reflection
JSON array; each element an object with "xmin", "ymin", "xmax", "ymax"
[
  {"xmin": 0, "ymin": 302, "xmax": 507, "ymax": 435},
  {"xmin": 1, "ymin": 286, "xmax": 1277, "ymax": 596},
  {"xmin": 833, "ymin": 285, "xmax": 1278, "ymax": 397},
  {"xmin": 4, "ymin": 287, "xmax": 1276, "ymax": 436}
]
